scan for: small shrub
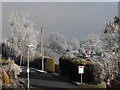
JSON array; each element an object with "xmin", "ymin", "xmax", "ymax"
[
  {"xmin": 30, "ymin": 57, "xmax": 46, "ymax": 70},
  {"xmin": 9, "ymin": 63, "xmax": 22, "ymax": 79},
  {"xmin": 45, "ymin": 57, "xmax": 55, "ymax": 73},
  {"xmin": 2, "ymin": 69, "xmax": 10, "ymax": 87},
  {"xmin": 55, "ymin": 64, "xmax": 60, "ymax": 73}
]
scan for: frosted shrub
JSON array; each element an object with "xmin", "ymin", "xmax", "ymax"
[{"xmin": 10, "ymin": 63, "xmax": 22, "ymax": 79}]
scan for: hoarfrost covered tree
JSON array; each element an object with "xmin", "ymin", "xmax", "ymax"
[
  {"xmin": 46, "ymin": 32, "xmax": 80, "ymax": 61},
  {"xmin": 81, "ymin": 33, "xmax": 103, "ymax": 58},
  {"xmin": 100, "ymin": 16, "xmax": 120, "ymax": 80},
  {"xmin": 47, "ymin": 32, "xmax": 69, "ymax": 55},
  {"xmin": 67, "ymin": 38, "xmax": 80, "ymax": 50},
  {"xmin": 80, "ymin": 17, "xmax": 120, "ymax": 80},
  {"xmin": 47, "ymin": 32, "xmax": 80, "ymax": 54},
  {"xmin": 8, "ymin": 10, "xmax": 37, "ymax": 64}
]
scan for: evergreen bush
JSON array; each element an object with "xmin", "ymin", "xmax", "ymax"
[
  {"xmin": 59, "ymin": 54, "xmax": 102, "ymax": 84},
  {"xmin": 55, "ymin": 64, "xmax": 60, "ymax": 73},
  {"xmin": 45, "ymin": 57, "xmax": 55, "ymax": 73},
  {"xmin": 30, "ymin": 57, "xmax": 55, "ymax": 73}
]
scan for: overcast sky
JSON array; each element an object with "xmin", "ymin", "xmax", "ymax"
[{"xmin": 2, "ymin": 2, "xmax": 118, "ymax": 41}]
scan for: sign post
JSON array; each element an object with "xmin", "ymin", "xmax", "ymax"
[
  {"xmin": 81, "ymin": 73, "xmax": 82, "ymax": 83},
  {"xmin": 78, "ymin": 66, "xmax": 84, "ymax": 83}
]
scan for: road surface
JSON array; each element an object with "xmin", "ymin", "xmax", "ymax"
[{"xmin": 18, "ymin": 67, "xmax": 80, "ymax": 89}]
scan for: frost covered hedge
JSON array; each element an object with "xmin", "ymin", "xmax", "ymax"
[
  {"xmin": 1, "ymin": 59, "xmax": 23, "ymax": 88},
  {"xmin": 59, "ymin": 54, "xmax": 102, "ymax": 84}
]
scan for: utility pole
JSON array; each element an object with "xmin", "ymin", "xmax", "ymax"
[{"xmin": 40, "ymin": 26, "xmax": 44, "ymax": 71}]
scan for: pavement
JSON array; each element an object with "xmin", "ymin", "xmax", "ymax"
[{"xmin": 18, "ymin": 67, "xmax": 80, "ymax": 89}]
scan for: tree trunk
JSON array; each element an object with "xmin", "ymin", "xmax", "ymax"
[{"xmin": 20, "ymin": 55, "xmax": 23, "ymax": 66}]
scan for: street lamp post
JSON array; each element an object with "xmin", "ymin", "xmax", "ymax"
[{"xmin": 27, "ymin": 44, "xmax": 35, "ymax": 89}]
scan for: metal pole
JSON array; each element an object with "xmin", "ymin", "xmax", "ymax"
[
  {"xmin": 42, "ymin": 28, "xmax": 44, "ymax": 71},
  {"xmin": 42, "ymin": 45, "xmax": 44, "ymax": 71},
  {"xmin": 40, "ymin": 26, "xmax": 44, "ymax": 71},
  {"xmin": 40, "ymin": 26, "xmax": 43, "ymax": 58},
  {"xmin": 27, "ymin": 46, "xmax": 30, "ymax": 89},
  {"xmin": 81, "ymin": 74, "xmax": 82, "ymax": 83},
  {"xmin": 27, "ymin": 44, "xmax": 34, "ymax": 89}
]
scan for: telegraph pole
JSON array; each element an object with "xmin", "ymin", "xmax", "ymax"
[{"xmin": 40, "ymin": 26, "xmax": 44, "ymax": 71}]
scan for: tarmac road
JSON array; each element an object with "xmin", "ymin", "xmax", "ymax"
[{"xmin": 18, "ymin": 67, "xmax": 80, "ymax": 90}]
